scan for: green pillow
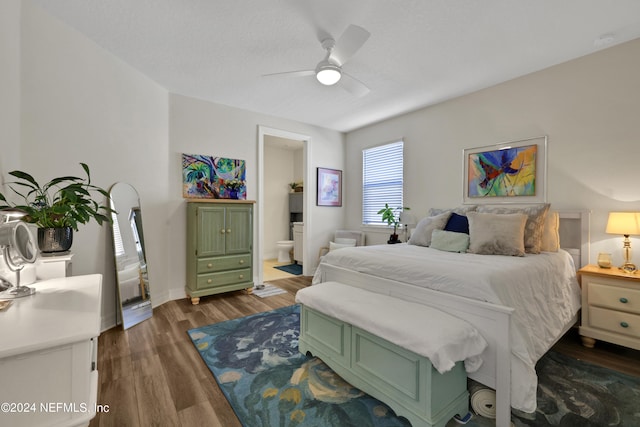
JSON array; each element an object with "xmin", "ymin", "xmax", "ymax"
[{"xmin": 430, "ymin": 229, "xmax": 470, "ymax": 253}]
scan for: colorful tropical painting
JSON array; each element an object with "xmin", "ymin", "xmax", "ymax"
[
  {"xmin": 467, "ymin": 144, "xmax": 537, "ymax": 198},
  {"xmin": 182, "ymin": 154, "xmax": 246, "ymax": 199}
]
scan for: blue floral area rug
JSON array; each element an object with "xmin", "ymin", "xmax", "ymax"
[
  {"xmin": 188, "ymin": 306, "xmax": 640, "ymax": 427},
  {"xmin": 188, "ymin": 305, "xmax": 410, "ymax": 427}
]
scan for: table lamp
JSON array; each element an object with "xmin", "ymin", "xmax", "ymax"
[
  {"xmin": 605, "ymin": 212, "xmax": 640, "ymax": 272},
  {"xmin": 399, "ymin": 211, "xmax": 416, "ymax": 242}
]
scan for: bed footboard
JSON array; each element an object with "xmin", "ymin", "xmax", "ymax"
[{"xmin": 315, "ymin": 264, "xmax": 514, "ymax": 427}]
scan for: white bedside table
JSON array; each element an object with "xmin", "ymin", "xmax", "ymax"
[{"xmin": 578, "ymin": 264, "xmax": 640, "ymax": 350}]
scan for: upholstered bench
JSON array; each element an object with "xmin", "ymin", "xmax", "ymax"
[{"xmin": 295, "ymin": 281, "xmax": 487, "ymax": 427}]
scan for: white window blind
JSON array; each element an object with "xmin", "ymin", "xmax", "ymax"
[
  {"xmin": 362, "ymin": 140, "xmax": 404, "ymax": 225},
  {"xmin": 110, "ymin": 199, "xmax": 125, "ymax": 257}
]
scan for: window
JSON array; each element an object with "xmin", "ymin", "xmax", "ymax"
[{"xmin": 362, "ymin": 140, "xmax": 404, "ymax": 225}]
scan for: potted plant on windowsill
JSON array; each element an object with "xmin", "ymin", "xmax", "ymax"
[
  {"xmin": 0, "ymin": 163, "xmax": 112, "ymax": 253},
  {"xmin": 377, "ymin": 203, "xmax": 410, "ymax": 244}
]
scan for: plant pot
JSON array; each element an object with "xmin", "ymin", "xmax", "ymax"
[
  {"xmin": 387, "ymin": 233, "xmax": 400, "ymax": 244},
  {"xmin": 38, "ymin": 227, "xmax": 73, "ymax": 253}
]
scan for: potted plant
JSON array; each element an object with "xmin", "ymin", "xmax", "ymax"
[
  {"xmin": 377, "ymin": 203, "xmax": 410, "ymax": 244},
  {"xmin": 0, "ymin": 163, "xmax": 112, "ymax": 253},
  {"xmin": 288, "ymin": 181, "xmax": 303, "ymax": 193}
]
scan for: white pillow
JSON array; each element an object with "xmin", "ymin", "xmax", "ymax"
[
  {"xmin": 334, "ymin": 238, "xmax": 357, "ymax": 246},
  {"xmin": 408, "ymin": 212, "xmax": 451, "ymax": 247},
  {"xmin": 540, "ymin": 211, "xmax": 560, "ymax": 252},
  {"xmin": 467, "ymin": 212, "xmax": 527, "ymax": 256},
  {"xmin": 329, "ymin": 241, "xmax": 355, "ymax": 252},
  {"xmin": 477, "ymin": 204, "xmax": 550, "ymax": 254}
]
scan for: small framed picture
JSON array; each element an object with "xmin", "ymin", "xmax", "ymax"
[{"xmin": 316, "ymin": 167, "xmax": 342, "ymax": 207}]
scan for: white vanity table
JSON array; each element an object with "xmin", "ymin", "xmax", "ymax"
[{"xmin": 0, "ymin": 274, "xmax": 102, "ymax": 427}]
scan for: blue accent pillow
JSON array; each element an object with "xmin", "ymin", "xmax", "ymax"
[{"xmin": 444, "ymin": 212, "xmax": 469, "ymax": 234}]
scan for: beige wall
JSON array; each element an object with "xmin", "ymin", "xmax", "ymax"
[
  {"xmin": 20, "ymin": 1, "xmax": 170, "ymax": 328},
  {"xmin": 264, "ymin": 143, "xmax": 296, "ymax": 260},
  {"xmin": 346, "ymin": 38, "xmax": 640, "ymax": 266},
  {"xmin": 168, "ymin": 95, "xmax": 344, "ymax": 290},
  {"xmin": 0, "ymin": 0, "xmax": 21, "ymax": 175},
  {"xmin": 15, "ymin": 2, "xmax": 345, "ymax": 328}
]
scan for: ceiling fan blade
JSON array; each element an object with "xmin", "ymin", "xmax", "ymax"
[
  {"xmin": 262, "ymin": 70, "xmax": 315, "ymax": 78},
  {"xmin": 330, "ymin": 24, "xmax": 370, "ymax": 66},
  {"xmin": 340, "ymin": 72, "xmax": 370, "ymax": 97}
]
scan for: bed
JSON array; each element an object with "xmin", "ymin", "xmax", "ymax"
[{"xmin": 311, "ymin": 208, "xmax": 589, "ymax": 426}]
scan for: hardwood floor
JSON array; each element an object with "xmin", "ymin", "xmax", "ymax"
[{"xmin": 90, "ymin": 276, "xmax": 640, "ymax": 426}]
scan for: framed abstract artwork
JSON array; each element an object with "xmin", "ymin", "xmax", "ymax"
[
  {"xmin": 182, "ymin": 153, "xmax": 246, "ymax": 200},
  {"xmin": 316, "ymin": 167, "xmax": 342, "ymax": 207},
  {"xmin": 463, "ymin": 136, "xmax": 547, "ymax": 204}
]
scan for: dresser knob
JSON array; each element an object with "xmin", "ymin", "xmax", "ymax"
[
  {"xmin": 227, "ymin": 228, "xmax": 232, "ymax": 234},
  {"xmin": 207, "ymin": 279, "xmax": 212, "ymax": 284},
  {"xmin": 207, "ymin": 263, "xmax": 213, "ymax": 268},
  {"xmin": 620, "ymin": 297, "xmax": 628, "ymax": 304},
  {"xmin": 239, "ymin": 259, "xmax": 245, "ymax": 264},
  {"xmin": 620, "ymin": 322, "xmax": 629, "ymax": 328},
  {"xmin": 220, "ymin": 229, "xmax": 226, "ymax": 234},
  {"xmin": 239, "ymin": 274, "xmax": 244, "ymax": 279}
]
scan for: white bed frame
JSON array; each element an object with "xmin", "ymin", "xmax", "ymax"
[{"xmin": 314, "ymin": 210, "xmax": 589, "ymax": 427}]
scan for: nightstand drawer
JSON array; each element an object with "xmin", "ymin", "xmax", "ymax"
[
  {"xmin": 197, "ymin": 268, "xmax": 252, "ymax": 289},
  {"xmin": 588, "ymin": 282, "xmax": 640, "ymax": 314},
  {"xmin": 197, "ymin": 254, "xmax": 251, "ymax": 273},
  {"xmin": 589, "ymin": 306, "xmax": 640, "ymax": 338}
]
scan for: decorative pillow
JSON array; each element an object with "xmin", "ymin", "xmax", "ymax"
[
  {"xmin": 467, "ymin": 212, "xmax": 527, "ymax": 256},
  {"xmin": 408, "ymin": 212, "xmax": 451, "ymax": 247},
  {"xmin": 329, "ymin": 241, "xmax": 355, "ymax": 251},
  {"xmin": 477, "ymin": 204, "xmax": 550, "ymax": 254},
  {"xmin": 334, "ymin": 238, "xmax": 357, "ymax": 246},
  {"xmin": 444, "ymin": 212, "xmax": 470, "ymax": 234},
  {"xmin": 540, "ymin": 211, "xmax": 560, "ymax": 252},
  {"xmin": 430, "ymin": 229, "xmax": 470, "ymax": 253},
  {"xmin": 428, "ymin": 205, "xmax": 477, "ymax": 217}
]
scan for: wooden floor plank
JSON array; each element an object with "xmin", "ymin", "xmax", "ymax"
[{"xmin": 90, "ymin": 274, "xmax": 640, "ymax": 426}]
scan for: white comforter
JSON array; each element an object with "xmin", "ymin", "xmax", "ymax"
[{"xmin": 312, "ymin": 244, "xmax": 581, "ymax": 412}]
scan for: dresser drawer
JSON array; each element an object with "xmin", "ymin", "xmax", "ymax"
[
  {"xmin": 197, "ymin": 254, "xmax": 251, "ymax": 273},
  {"xmin": 588, "ymin": 282, "xmax": 640, "ymax": 314},
  {"xmin": 197, "ymin": 268, "xmax": 252, "ymax": 289},
  {"xmin": 589, "ymin": 306, "xmax": 640, "ymax": 338}
]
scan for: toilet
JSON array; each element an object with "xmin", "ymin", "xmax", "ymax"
[{"xmin": 276, "ymin": 240, "xmax": 294, "ymax": 263}]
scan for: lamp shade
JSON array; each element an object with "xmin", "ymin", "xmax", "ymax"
[
  {"xmin": 399, "ymin": 212, "xmax": 416, "ymax": 226},
  {"xmin": 605, "ymin": 212, "xmax": 640, "ymax": 236}
]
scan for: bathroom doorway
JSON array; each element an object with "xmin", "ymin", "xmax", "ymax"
[{"xmin": 257, "ymin": 126, "xmax": 310, "ymax": 286}]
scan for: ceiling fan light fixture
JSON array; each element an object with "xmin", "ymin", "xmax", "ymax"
[{"xmin": 316, "ymin": 63, "xmax": 341, "ymax": 86}]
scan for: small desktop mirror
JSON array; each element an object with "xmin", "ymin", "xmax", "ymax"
[{"xmin": 109, "ymin": 183, "xmax": 152, "ymax": 329}]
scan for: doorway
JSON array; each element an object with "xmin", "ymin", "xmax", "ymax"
[{"xmin": 257, "ymin": 126, "xmax": 311, "ymax": 286}]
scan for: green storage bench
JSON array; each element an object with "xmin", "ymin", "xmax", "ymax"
[{"xmin": 296, "ymin": 281, "xmax": 487, "ymax": 427}]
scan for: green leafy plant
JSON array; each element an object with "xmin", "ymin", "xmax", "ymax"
[
  {"xmin": 0, "ymin": 163, "xmax": 112, "ymax": 231},
  {"xmin": 377, "ymin": 203, "xmax": 410, "ymax": 234}
]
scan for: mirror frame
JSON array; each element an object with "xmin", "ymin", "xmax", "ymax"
[{"xmin": 109, "ymin": 182, "xmax": 152, "ymax": 329}]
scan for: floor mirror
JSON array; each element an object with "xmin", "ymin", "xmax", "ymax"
[{"xmin": 109, "ymin": 182, "xmax": 152, "ymax": 329}]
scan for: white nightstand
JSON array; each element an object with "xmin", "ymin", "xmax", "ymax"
[{"xmin": 578, "ymin": 264, "xmax": 640, "ymax": 350}]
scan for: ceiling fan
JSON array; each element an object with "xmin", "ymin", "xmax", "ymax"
[{"xmin": 263, "ymin": 24, "xmax": 371, "ymax": 97}]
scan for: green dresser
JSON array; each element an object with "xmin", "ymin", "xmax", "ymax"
[{"xmin": 186, "ymin": 200, "xmax": 254, "ymax": 304}]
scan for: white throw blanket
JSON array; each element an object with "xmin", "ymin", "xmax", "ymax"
[{"xmin": 296, "ymin": 281, "xmax": 488, "ymax": 374}]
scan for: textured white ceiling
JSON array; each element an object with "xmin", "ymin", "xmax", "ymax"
[{"xmin": 29, "ymin": 0, "xmax": 640, "ymax": 132}]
